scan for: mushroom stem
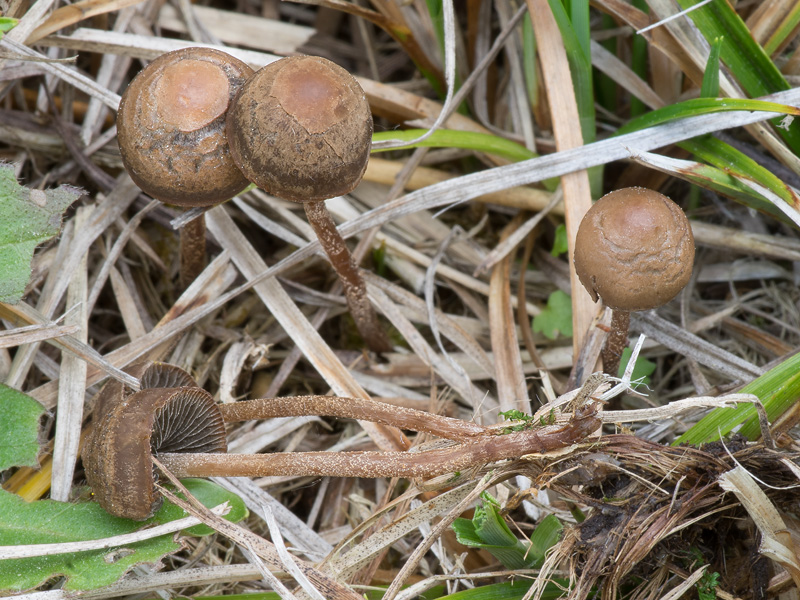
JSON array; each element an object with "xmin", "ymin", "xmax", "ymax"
[
  {"xmin": 179, "ymin": 213, "xmax": 207, "ymax": 289},
  {"xmin": 602, "ymin": 309, "xmax": 630, "ymax": 377},
  {"xmin": 219, "ymin": 395, "xmax": 484, "ymax": 441},
  {"xmin": 304, "ymin": 200, "xmax": 392, "ymax": 353},
  {"xmin": 158, "ymin": 406, "xmax": 600, "ymax": 479}
]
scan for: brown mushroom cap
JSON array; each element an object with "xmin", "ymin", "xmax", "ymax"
[
  {"xmin": 573, "ymin": 187, "xmax": 695, "ymax": 312},
  {"xmin": 85, "ymin": 386, "xmax": 227, "ymax": 520},
  {"xmin": 226, "ymin": 56, "xmax": 373, "ymax": 203},
  {"xmin": 117, "ymin": 47, "xmax": 253, "ymax": 207}
]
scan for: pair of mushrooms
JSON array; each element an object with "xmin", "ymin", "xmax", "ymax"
[
  {"xmin": 573, "ymin": 187, "xmax": 695, "ymax": 375},
  {"xmin": 85, "ymin": 362, "xmax": 600, "ymax": 520},
  {"xmin": 117, "ymin": 48, "xmax": 390, "ymax": 352}
]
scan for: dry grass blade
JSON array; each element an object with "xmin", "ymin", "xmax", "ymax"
[
  {"xmin": 527, "ymin": 0, "xmax": 595, "ymax": 359},
  {"xmin": 718, "ymin": 465, "xmax": 800, "ymax": 588}
]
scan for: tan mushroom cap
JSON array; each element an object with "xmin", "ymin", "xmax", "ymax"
[
  {"xmin": 85, "ymin": 386, "xmax": 227, "ymax": 521},
  {"xmin": 226, "ymin": 56, "xmax": 373, "ymax": 203},
  {"xmin": 573, "ymin": 187, "xmax": 695, "ymax": 312},
  {"xmin": 117, "ymin": 47, "xmax": 253, "ymax": 208}
]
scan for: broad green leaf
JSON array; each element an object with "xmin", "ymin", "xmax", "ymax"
[
  {"xmin": 675, "ymin": 349, "xmax": 800, "ymax": 445},
  {"xmin": 533, "ymin": 290, "xmax": 573, "ymax": 340},
  {"xmin": 617, "ymin": 348, "xmax": 656, "ymax": 386},
  {"xmin": 615, "ymin": 97, "xmax": 800, "ymax": 137},
  {"xmin": 0, "ymin": 164, "xmax": 82, "ymax": 304},
  {"xmin": 0, "ymin": 384, "xmax": 44, "ymax": 470},
  {"xmin": 372, "ymin": 129, "xmax": 536, "ymax": 163},
  {"xmin": 700, "ymin": 37, "xmax": 723, "ymax": 98},
  {"xmin": 156, "ymin": 478, "xmax": 248, "ymax": 536},
  {"xmin": 0, "ymin": 479, "xmax": 247, "ymax": 592},
  {"xmin": 674, "ymin": 0, "xmax": 800, "ymax": 154}
]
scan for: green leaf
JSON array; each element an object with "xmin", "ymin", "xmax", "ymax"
[
  {"xmin": 0, "ymin": 17, "xmax": 18, "ymax": 35},
  {"xmin": 617, "ymin": 347, "xmax": 656, "ymax": 386},
  {"xmin": 452, "ymin": 494, "xmax": 559, "ymax": 571},
  {"xmin": 154, "ymin": 478, "xmax": 248, "ymax": 536},
  {"xmin": 533, "ymin": 290, "xmax": 573, "ymax": 340},
  {"xmin": 0, "ymin": 479, "xmax": 247, "ymax": 592},
  {"xmin": 0, "ymin": 164, "xmax": 82, "ymax": 304},
  {"xmin": 550, "ymin": 223, "xmax": 568, "ymax": 256},
  {"xmin": 700, "ymin": 37, "xmax": 723, "ymax": 98},
  {"xmin": 615, "ymin": 97, "xmax": 800, "ymax": 137},
  {"xmin": 0, "ymin": 384, "xmax": 44, "ymax": 470}
]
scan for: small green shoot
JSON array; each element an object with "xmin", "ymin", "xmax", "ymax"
[
  {"xmin": 452, "ymin": 493, "xmax": 562, "ymax": 570},
  {"xmin": 700, "ymin": 37, "xmax": 723, "ymax": 98},
  {"xmin": 533, "ymin": 289, "xmax": 573, "ymax": 340}
]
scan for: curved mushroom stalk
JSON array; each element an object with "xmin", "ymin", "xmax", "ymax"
[
  {"xmin": 574, "ymin": 187, "xmax": 695, "ymax": 377},
  {"xmin": 226, "ymin": 56, "xmax": 391, "ymax": 353},
  {"xmin": 85, "ymin": 377, "xmax": 600, "ymax": 520}
]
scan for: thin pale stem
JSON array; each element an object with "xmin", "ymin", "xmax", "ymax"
[
  {"xmin": 159, "ymin": 406, "xmax": 600, "ymax": 479},
  {"xmin": 218, "ymin": 395, "xmax": 485, "ymax": 441},
  {"xmin": 179, "ymin": 213, "xmax": 207, "ymax": 289},
  {"xmin": 304, "ymin": 200, "xmax": 392, "ymax": 353},
  {"xmin": 602, "ymin": 309, "xmax": 630, "ymax": 377}
]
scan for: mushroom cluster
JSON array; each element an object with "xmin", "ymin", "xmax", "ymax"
[
  {"xmin": 573, "ymin": 187, "xmax": 695, "ymax": 375},
  {"xmin": 117, "ymin": 51, "xmax": 390, "ymax": 351}
]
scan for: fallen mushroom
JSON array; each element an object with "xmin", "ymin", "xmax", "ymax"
[
  {"xmin": 573, "ymin": 187, "xmax": 695, "ymax": 376},
  {"xmin": 117, "ymin": 47, "xmax": 253, "ymax": 287},
  {"xmin": 225, "ymin": 55, "xmax": 391, "ymax": 353},
  {"xmin": 85, "ymin": 363, "xmax": 599, "ymax": 520}
]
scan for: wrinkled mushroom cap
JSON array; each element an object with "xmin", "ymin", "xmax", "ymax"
[
  {"xmin": 117, "ymin": 47, "xmax": 253, "ymax": 207},
  {"xmin": 226, "ymin": 56, "xmax": 373, "ymax": 203},
  {"xmin": 573, "ymin": 187, "xmax": 695, "ymax": 312},
  {"xmin": 85, "ymin": 386, "xmax": 227, "ymax": 520}
]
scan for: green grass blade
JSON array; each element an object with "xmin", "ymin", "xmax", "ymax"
[
  {"xmin": 546, "ymin": 0, "xmax": 595, "ymax": 143},
  {"xmin": 631, "ymin": 149, "xmax": 794, "ymax": 225},
  {"xmin": 679, "ymin": 136, "xmax": 800, "ymax": 212},
  {"xmin": 674, "ymin": 350, "xmax": 800, "ymax": 445},
  {"xmin": 371, "ymin": 129, "xmax": 537, "ymax": 162},
  {"xmin": 674, "ymin": 0, "xmax": 800, "ymax": 153},
  {"xmin": 522, "ymin": 17, "xmax": 538, "ymax": 111},
  {"xmin": 700, "ymin": 37, "xmax": 723, "ymax": 98},
  {"xmin": 763, "ymin": 4, "xmax": 800, "ymax": 56},
  {"xmin": 614, "ymin": 97, "xmax": 800, "ymax": 137}
]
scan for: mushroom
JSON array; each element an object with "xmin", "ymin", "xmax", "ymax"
[
  {"xmin": 85, "ymin": 364, "xmax": 600, "ymax": 520},
  {"xmin": 573, "ymin": 187, "xmax": 695, "ymax": 376},
  {"xmin": 117, "ymin": 47, "xmax": 253, "ymax": 287},
  {"xmin": 225, "ymin": 56, "xmax": 391, "ymax": 353}
]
